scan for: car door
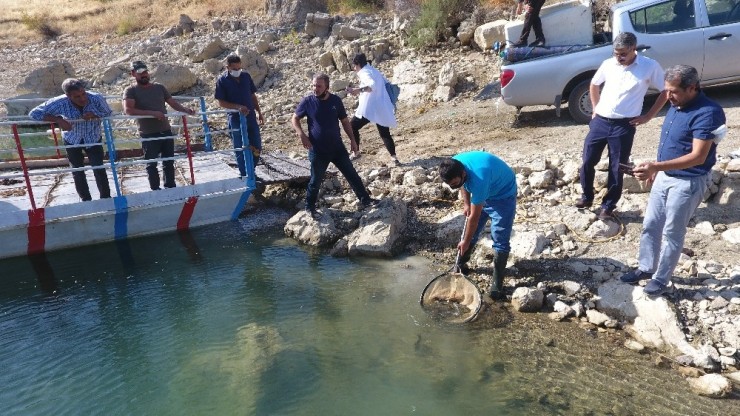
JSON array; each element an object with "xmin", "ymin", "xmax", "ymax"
[
  {"xmin": 625, "ymin": 0, "xmax": 705, "ymax": 76},
  {"xmin": 700, "ymin": 0, "xmax": 740, "ymax": 82}
]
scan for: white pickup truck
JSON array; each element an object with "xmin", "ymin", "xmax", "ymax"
[{"xmin": 500, "ymin": 0, "xmax": 740, "ymax": 123}]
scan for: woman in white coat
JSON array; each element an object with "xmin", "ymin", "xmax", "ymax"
[{"xmin": 346, "ymin": 53, "xmax": 400, "ymax": 165}]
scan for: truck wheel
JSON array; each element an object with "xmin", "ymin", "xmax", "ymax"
[{"xmin": 567, "ymin": 80, "xmax": 593, "ymax": 124}]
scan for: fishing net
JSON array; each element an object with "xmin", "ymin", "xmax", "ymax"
[{"xmin": 420, "ymin": 268, "xmax": 482, "ymax": 324}]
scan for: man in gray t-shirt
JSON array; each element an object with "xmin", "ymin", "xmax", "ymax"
[{"xmin": 123, "ymin": 61, "xmax": 194, "ymax": 190}]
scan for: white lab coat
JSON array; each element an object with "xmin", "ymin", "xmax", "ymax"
[{"xmin": 354, "ymin": 65, "xmax": 398, "ymax": 128}]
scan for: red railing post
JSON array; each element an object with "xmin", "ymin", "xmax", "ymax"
[
  {"xmin": 12, "ymin": 123, "xmax": 38, "ymax": 211},
  {"xmin": 49, "ymin": 123, "xmax": 62, "ymax": 159},
  {"xmin": 181, "ymin": 115, "xmax": 195, "ymax": 185}
]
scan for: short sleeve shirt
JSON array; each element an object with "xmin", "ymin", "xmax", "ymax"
[
  {"xmin": 453, "ymin": 151, "xmax": 517, "ymax": 204},
  {"xmin": 214, "ymin": 72, "xmax": 257, "ymax": 125},
  {"xmin": 592, "ymin": 54, "xmax": 664, "ymax": 118},
  {"xmin": 294, "ymin": 94, "xmax": 348, "ymax": 154},
  {"xmin": 658, "ymin": 92, "xmax": 725, "ymax": 177},
  {"xmin": 123, "ymin": 83, "xmax": 172, "ymax": 134}
]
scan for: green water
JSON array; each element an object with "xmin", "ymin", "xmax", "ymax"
[{"xmin": 0, "ymin": 213, "xmax": 737, "ymax": 415}]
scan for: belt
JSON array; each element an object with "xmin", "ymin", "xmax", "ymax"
[{"xmin": 597, "ymin": 114, "xmax": 631, "ymax": 123}]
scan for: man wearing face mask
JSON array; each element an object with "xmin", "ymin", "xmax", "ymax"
[
  {"xmin": 576, "ymin": 32, "xmax": 667, "ymax": 220},
  {"xmin": 291, "ymin": 73, "xmax": 379, "ymax": 220},
  {"xmin": 215, "ymin": 54, "xmax": 264, "ymax": 178},
  {"xmin": 438, "ymin": 151, "xmax": 517, "ymax": 300},
  {"xmin": 123, "ymin": 60, "xmax": 195, "ymax": 190}
]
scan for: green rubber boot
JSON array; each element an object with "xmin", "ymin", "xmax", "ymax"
[
  {"xmin": 490, "ymin": 251, "xmax": 509, "ymax": 300},
  {"xmin": 457, "ymin": 247, "xmax": 473, "ymax": 274}
]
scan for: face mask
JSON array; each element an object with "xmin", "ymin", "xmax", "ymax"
[{"xmin": 229, "ymin": 69, "xmax": 242, "ymax": 77}]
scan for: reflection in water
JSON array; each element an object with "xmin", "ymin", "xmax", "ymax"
[
  {"xmin": 177, "ymin": 229, "xmax": 203, "ymax": 263},
  {"xmin": 27, "ymin": 253, "xmax": 57, "ymax": 295}
]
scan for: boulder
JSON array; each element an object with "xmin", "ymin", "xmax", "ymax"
[
  {"xmin": 347, "ymin": 199, "xmax": 407, "ymax": 257},
  {"xmin": 266, "ymin": 0, "xmax": 327, "ymax": 24},
  {"xmin": 331, "ymin": 48, "xmax": 351, "ymax": 72},
  {"xmin": 435, "ymin": 213, "xmax": 466, "ymax": 246},
  {"xmin": 432, "ymin": 85, "xmax": 455, "ymax": 102},
  {"xmin": 473, "ymin": 20, "xmax": 507, "ymax": 50},
  {"xmin": 722, "ymin": 227, "xmax": 740, "ymax": 245},
  {"xmin": 332, "ymin": 23, "xmax": 362, "ymax": 40},
  {"xmin": 17, "ymin": 61, "xmax": 75, "ymax": 97},
  {"xmin": 255, "ymin": 40, "xmax": 271, "ymax": 54},
  {"xmin": 318, "ymin": 51, "xmax": 335, "ymax": 69},
  {"xmin": 457, "ymin": 19, "xmax": 476, "ymax": 46},
  {"xmin": 152, "ymin": 64, "xmax": 197, "ymax": 94},
  {"xmin": 438, "ymin": 62, "xmax": 457, "ymax": 87},
  {"xmin": 99, "ymin": 65, "xmax": 127, "ymax": 85},
  {"xmin": 687, "ymin": 374, "xmax": 732, "ymax": 398},
  {"xmin": 284, "ymin": 209, "xmax": 341, "ymax": 246},
  {"xmin": 237, "ymin": 46, "xmax": 269, "ymax": 86},
  {"xmin": 510, "ymin": 230, "xmax": 547, "ymax": 258},
  {"xmin": 511, "ymin": 287, "xmax": 544, "ymax": 312},
  {"xmin": 585, "ymin": 219, "xmax": 620, "ymax": 239},
  {"xmin": 190, "ymin": 38, "xmax": 228, "ymax": 63},
  {"xmin": 305, "ymin": 12, "xmax": 333, "ymax": 37},
  {"xmin": 393, "ymin": 60, "xmax": 429, "ymax": 103}
]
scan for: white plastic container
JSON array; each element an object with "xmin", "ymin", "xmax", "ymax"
[{"xmin": 505, "ymin": 0, "xmax": 593, "ymax": 46}]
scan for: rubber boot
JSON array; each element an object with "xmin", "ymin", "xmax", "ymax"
[
  {"xmin": 457, "ymin": 247, "xmax": 472, "ymax": 274},
  {"xmin": 490, "ymin": 251, "xmax": 509, "ymax": 300}
]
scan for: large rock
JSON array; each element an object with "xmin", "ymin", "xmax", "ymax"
[
  {"xmin": 687, "ymin": 374, "xmax": 733, "ymax": 398},
  {"xmin": 236, "ymin": 46, "xmax": 269, "ymax": 87},
  {"xmin": 721, "ymin": 227, "xmax": 740, "ymax": 244},
  {"xmin": 3, "ymin": 93, "xmax": 43, "ymax": 118},
  {"xmin": 17, "ymin": 61, "xmax": 76, "ymax": 97},
  {"xmin": 511, "ymin": 287, "xmax": 544, "ymax": 312},
  {"xmin": 596, "ymin": 280, "xmax": 696, "ymax": 355},
  {"xmin": 392, "ymin": 60, "xmax": 429, "ymax": 103},
  {"xmin": 305, "ymin": 12, "xmax": 333, "ymax": 37},
  {"xmin": 435, "ymin": 213, "xmax": 465, "ymax": 246},
  {"xmin": 585, "ymin": 219, "xmax": 620, "ymax": 239},
  {"xmin": 438, "ymin": 62, "xmax": 457, "ymax": 87},
  {"xmin": 152, "ymin": 64, "xmax": 197, "ymax": 94},
  {"xmin": 266, "ymin": 0, "xmax": 327, "ymax": 24},
  {"xmin": 99, "ymin": 65, "xmax": 127, "ymax": 85},
  {"xmin": 457, "ymin": 19, "xmax": 476, "ymax": 46},
  {"xmin": 347, "ymin": 199, "xmax": 407, "ymax": 257},
  {"xmin": 189, "ymin": 38, "xmax": 228, "ymax": 63},
  {"xmin": 332, "ymin": 23, "xmax": 362, "ymax": 40},
  {"xmin": 284, "ymin": 209, "xmax": 340, "ymax": 246},
  {"xmin": 716, "ymin": 175, "xmax": 740, "ymax": 207},
  {"xmin": 473, "ymin": 20, "xmax": 507, "ymax": 50},
  {"xmin": 331, "ymin": 48, "xmax": 351, "ymax": 72},
  {"xmin": 510, "ymin": 230, "xmax": 547, "ymax": 258},
  {"xmin": 318, "ymin": 51, "xmax": 335, "ymax": 69}
]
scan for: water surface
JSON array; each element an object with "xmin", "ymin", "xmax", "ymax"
[{"xmin": 0, "ymin": 214, "xmax": 736, "ymax": 415}]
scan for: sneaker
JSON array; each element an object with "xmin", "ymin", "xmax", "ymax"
[
  {"xmin": 620, "ymin": 269, "xmax": 652, "ymax": 284},
  {"xmin": 360, "ymin": 198, "xmax": 380, "ymax": 209},
  {"xmin": 391, "ymin": 156, "xmax": 401, "ymax": 166},
  {"xmin": 598, "ymin": 208, "xmax": 615, "ymax": 221},
  {"xmin": 644, "ymin": 279, "xmax": 672, "ymax": 297},
  {"xmin": 304, "ymin": 208, "xmax": 320, "ymax": 220},
  {"xmin": 510, "ymin": 41, "xmax": 527, "ymax": 48},
  {"xmin": 350, "ymin": 151, "xmax": 361, "ymax": 161},
  {"xmin": 529, "ymin": 39, "xmax": 546, "ymax": 47},
  {"xmin": 575, "ymin": 198, "xmax": 592, "ymax": 209}
]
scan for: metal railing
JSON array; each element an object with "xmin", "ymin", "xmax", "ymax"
[{"xmin": 0, "ymin": 96, "xmax": 256, "ymax": 211}]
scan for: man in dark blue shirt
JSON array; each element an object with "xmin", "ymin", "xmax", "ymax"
[
  {"xmin": 291, "ymin": 73, "xmax": 378, "ymax": 219},
  {"xmin": 620, "ymin": 65, "xmax": 726, "ymax": 297},
  {"xmin": 215, "ymin": 55, "xmax": 264, "ymax": 177}
]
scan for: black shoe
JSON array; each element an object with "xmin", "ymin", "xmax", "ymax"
[
  {"xmin": 575, "ymin": 198, "xmax": 592, "ymax": 209},
  {"xmin": 620, "ymin": 269, "xmax": 652, "ymax": 284},
  {"xmin": 598, "ymin": 208, "xmax": 615, "ymax": 221},
  {"xmin": 510, "ymin": 41, "xmax": 527, "ymax": 48},
  {"xmin": 304, "ymin": 208, "xmax": 320, "ymax": 220},
  {"xmin": 360, "ymin": 198, "xmax": 380, "ymax": 209}
]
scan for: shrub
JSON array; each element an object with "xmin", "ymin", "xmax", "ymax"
[
  {"xmin": 407, "ymin": 0, "xmax": 478, "ymax": 48},
  {"xmin": 328, "ymin": 0, "xmax": 385, "ymax": 14},
  {"xmin": 20, "ymin": 12, "xmax": 61, "ymax": 40},
  {"xmin": 116, "ymin": 14, "xmax": 140, "ymax": 36}
]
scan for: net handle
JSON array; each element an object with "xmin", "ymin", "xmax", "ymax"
[{"xmin": 453, "ymin": 218, "xmax": 468, "ymax": 273}]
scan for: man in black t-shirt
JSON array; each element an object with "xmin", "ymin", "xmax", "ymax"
[{"xmin": 291, "ymin": 73, "xmax": 378, "ymax": 219}]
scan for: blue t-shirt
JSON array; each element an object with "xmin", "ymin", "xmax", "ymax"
[
  {"xmin": 658, "ymin": 91, "xmax": 725, "ymax": 177},
  {"xmin": 214, "ymin": 72, "xmax": 257, "ymax": 125},
  {"xmin": 294, "ymin": 94, "xmax": 348, "ymax": 154},
  {"xmin": 453, "ymin": 151, "xmax": 517, "ymax": 204}
]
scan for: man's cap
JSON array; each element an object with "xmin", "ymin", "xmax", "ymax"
[{"xmin": 131, "ymin": 61, "xmax": 148, "ymax": 73}]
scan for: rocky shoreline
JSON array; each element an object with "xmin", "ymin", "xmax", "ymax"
[{"xmin": 1, "ymin": 7, "xmax": 739, "ymax": 398}]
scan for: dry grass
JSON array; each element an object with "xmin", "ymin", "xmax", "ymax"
[{"xmin": 0, "ymin": 0, "xmax": 265, "ymax": 45}]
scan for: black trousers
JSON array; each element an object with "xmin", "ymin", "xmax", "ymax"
[
  {"xmin": 141, "ymin": 130, "xmax": 176, "ymax": 190},
  {"xmin": 350, "ymin": 116, "xmax": 396, "ymax": 157},
  {"xmin": 66, "ymin": 142, "xmax": 110, "ymax": 201},
  {"xmin": 518, "ymin": 0, "xmax": 546, "ymax": 44}
]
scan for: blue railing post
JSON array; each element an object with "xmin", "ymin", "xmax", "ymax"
[
  {"xmin": 199, "ymin": 97, "xmax": 213, "ymax": 151},
  {"xmin": 102, "ymin": 118, "xmax": 122, "ymax": 197},
  {"xmin": 239, "ymin": 113, "xmax": 256, "ymax": 189}
]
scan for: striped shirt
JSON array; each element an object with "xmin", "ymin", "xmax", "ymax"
[{"xmin": 28, "ymin": 92, "xmax": 112, "ymax": 145}]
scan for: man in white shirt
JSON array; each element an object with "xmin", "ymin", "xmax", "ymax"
[
  {"xmin": 576, "ymin": 32, "xmax": 667, "ymax": 220},
  {"xmin": 346, "ymin": 53, "xmax": 400, "ymax": 166}
]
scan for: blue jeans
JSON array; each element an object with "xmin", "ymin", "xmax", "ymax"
[
  {"xmin": 229, "ymin": 115, "xmax": 262, "ymax": 177},
  {"xmin": 579, "ymin": 115, "xmax": 636, "ymax": 211},
  {"xmin": 467, "ymin": 196, "xmax": 517, "ymax": 254},
  {"xmin": 638, "ymin": 172, "xmax": 708, "ymax": 285},
  {"xmin": 306, "ymin": 147, "xmax": 370, "ymax": 210}
]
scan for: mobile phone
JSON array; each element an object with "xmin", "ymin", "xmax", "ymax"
[{"xmin": 619, "ymin": 163, "xmax": 635, "ymax": 175}]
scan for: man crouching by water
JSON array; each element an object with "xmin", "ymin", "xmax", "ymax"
[
  {"xmin": 439, "ymin": 151, "xmax": 517, "ymax": 299},
  {"xmin": 29, "ymin": 78, "xmax": 112, "ymax": 201},
  {"xmin": 291, "ymin": 73, "xmax": 379, "ymax": 220}
]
